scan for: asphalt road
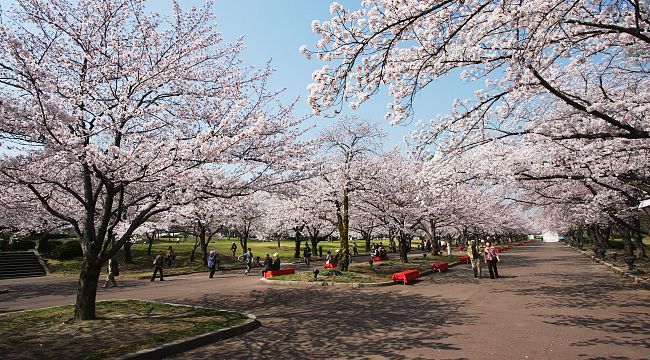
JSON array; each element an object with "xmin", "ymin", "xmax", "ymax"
[{"xmin": 1, "ymin": 242, "xmax": 648, "ymax": 359}]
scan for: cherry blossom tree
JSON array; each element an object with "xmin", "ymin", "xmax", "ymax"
[
  {"xmin": 304, "ymin": 1, "xmax": 649, "ymax": 248},
  {"xmin": 0, "ymin": 0, "xmax": 310, "ymax": 320},
  {"xmin": 320, "ymin": 117, "xmax": 384, "ymax": 266}
]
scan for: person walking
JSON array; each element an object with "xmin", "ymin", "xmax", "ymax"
[
  {"xmin": 238, "ymin": 248, "xmax": 253, "ymax": 275},
  {"xmin": 166, "ymin": 246, "xmax": 176, "ymax": 267},
  {"xmin": 102, "ymin": 256, "xmax": 119, "ymax": 288},
  {"xmin": 303, "ymin": 245, "xmax": 312, "ymax": 266},
  {"xmin": 353, "ymin": 241, "xmax": 359, "ymax": 256},
  {"xmin": 151, "ymin": 250, "xmax": 165, "ymax": 281},
  {"xmin": 207, "ymin": 250, "xmax": 218, "ymax": 278},
  {"xmin": 484, "ymin": 241, "xmax": 500, "ymax": 279},
  {"xmin": 230, "ymin": 242, "xmax": 238, "ymax": 259},
  {"xmin": 467, "ymin": 240, "xmax": 483, "ymax": 278}
]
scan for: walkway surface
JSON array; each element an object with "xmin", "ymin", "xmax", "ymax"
[{"xmin": 1, "ymin": 243, "xmax": 648, "ymax": 359}]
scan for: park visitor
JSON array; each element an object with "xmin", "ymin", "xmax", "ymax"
[
  {"xmin": 238, "ymin": 248, "xmax": 253, "ymax": 275},
  {"xmin": 230, "ymin": 242, "xmax": 238, "ymax": 258},
  {"xmin": 325, "ymin": 250, "xmax": 333, "ymax": 264},
  {"xmin": 467, "ymin": 240, "xmax": 483, "ymax": 278},
  {"xmin": 102, "ymin": 256, "xmax": 119, "ymax": 288},
  {"xmin": 272, "ymin": 252, "xmax": 281, "ymax": 270},
  {"xmin": 484, "ymin": 242, "xmax": 500, "ymax": 279},
  {"xmin": 260, "ymin": 253, "xmax": 272, "ymax": 278},
  {"xmin": 166, "ymin": 246, "xmax": 176, "ymax": 267},
  {"xmin": 303, "ymin": 245, "xmax": 312, "ymax": 266},
  {"xmin": 352, "ymin": 241, "xmax": 358, "ymax": 256},
  {"xmin": 208, "ymin": 250, "xmax": 218, "ymax": 278},
  {"xmin": 151, "ymin": 250, "xmax": 165, "ymax": 281}
]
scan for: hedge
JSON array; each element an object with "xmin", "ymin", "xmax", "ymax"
[{"xmin": 52, "ymin": 240, "xmax": 83, "ymax": 259}]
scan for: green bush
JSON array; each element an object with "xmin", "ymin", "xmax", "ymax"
[
  {"xmin": 52, "ymin": 240, "xmax": 83, "ymax": 259},
  {"xmin": 607, "ymin": 240, "xmax": 624, "ymax": 249},
  {"xmin": 11, "ymin": 240, "xmax": 36, "ymax": 251},
  {"xmin": 0, "ymin": 240, "xmax": 8, "ymax": 251}
]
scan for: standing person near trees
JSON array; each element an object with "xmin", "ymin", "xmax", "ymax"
[
  {"xmin": 102, "ymin": 256, "xmax": 119, "ymax": 288},
  {"xmin": 353, "ymin": 241, "xmax": 358, "ymax": 256},
  {"xmin": 207, "ymin": 250, "xmax": 218, "ymax": 278},
  {"xmin": 238, "ymin": 248, "xmax": 253, "ymax": 275},
  {"xmin": 230, "ymin": 242, "xmax": 238, "ymax": 259},
  {"xmin": 467, "ymin": 240, "xmax": 483, "ymax": 279},
  {"xmin": 166, "ymin": 246, "xmax": 176, "ymax": 267},
  {"xmin": 303, "ymin": 244, "xmax": 312, "ymax": 266},
  {"xmin": 484, "ymin": 242, "xmax": 500, "ymax": 279},
  {"xmin": 151, "ymin": 250, "xmax": 165, "ymax": 281}
]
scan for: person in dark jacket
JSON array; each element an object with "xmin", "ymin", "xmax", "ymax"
[
  {"xmin": 151, "ymin": 250, "xmax": 165, "ymax": 281},
  {"xmin": 272, "ymin": 253, "xmax": 281, "ymax": 271},
  {"xmin": 303, "ymin": 245, "xmax": 312, "ymax": 266},
  {"xmin": 259, "ymin": 253, "xmax": 272, "ymax": 278}
]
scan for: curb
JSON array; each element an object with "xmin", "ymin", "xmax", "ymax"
[
  {"xmin": 260, "ymin": 277, "xmax": 394, "ymax": 288},
  {"xmin": 114, "ymin": 301, "xmax": 260, "ymax": 360},
  {"xmin": 260, "ymin": 260, "xmax": 467, "ymax": 288},
  {"xmin": 567, "ymin": 245, "xmax": 649, "ymax": 290}
]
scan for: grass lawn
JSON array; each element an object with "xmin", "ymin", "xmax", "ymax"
[
  {"xmin": 0, "ymin": 299, "xmax": 248, "ymax": 360},
  {"xmin": 46, "ymin": 237, "xmax": 347, "ymax": 277},
  {"xmin": 268, "ymin": 255, "xmax": 459, "ymax": 283}
]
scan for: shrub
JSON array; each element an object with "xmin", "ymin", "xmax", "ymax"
[
  {"xmin": 52, "ymin": 240, "xmax": 83, "ymax": 259},
  {"xmin": 11, "ymin": 240, "xmax": 36, "ymax": 251},
  {"xmin": 0, "ymin": 240, "xmax": 8, "ymax": 251},
  {"xmin": 607, "ymin": 240, "xmax": 624, "ymax": 249}
]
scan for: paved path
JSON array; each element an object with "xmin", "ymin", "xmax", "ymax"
[{"xmin": 1, "ymin": 243, "xmax": 648, "ymax": 359}]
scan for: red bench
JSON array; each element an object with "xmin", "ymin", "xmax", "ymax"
[
  {"xmin": 431, "ymin": 262, "xmax": 449, "ymax": 272},
  {"xmin": 372, "ymin": 256, "xmax": 389, "ymax": 262},
  {"xmin": 392, "ymin": 270, "xmax": 421, "ymax": 284},
  {"xmin": 263, "ymin": 268, "xmax": 295, "ymax": 278},
  {"xmin": 457, "ymin": 255, "xmax": 470, "ymax": 264},
  {"xmin": 324, "ymin": 262, "xmax": 337, "ymax": 269}
]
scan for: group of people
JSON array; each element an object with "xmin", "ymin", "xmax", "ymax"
[
  {"xmin": 467, "ymin": 240, "xmax": 500, "ymax": 279},
  {"xmin": 259, "ymin": 252, "xmax": 282, "ymax": 277},
  {"xmin": 370, "ymin": 243, "xmax": 387, "ymax": 258}
]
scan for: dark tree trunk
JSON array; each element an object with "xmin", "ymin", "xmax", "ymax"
[
  {"xmin": 74, "ymin": 258, "xmax": 102, "ymax": 320},
  {"xmin": 633, "ymin": 216, "xmax": 647, "ymax": 258},
  {"xmin": 398, "ymin": 231, "xmax": 408, "ymax": 263},
  {"xmin": 199, "ymin": 226, "xmax": 208, "ymax": 266},
  {"xmin": 123, "ymin": 240, "xmax": 133, "ymax": 263},
  {"xmin": 622, "ymin": 227, "xmax": 634, "ymax": 257},
  {"xmin": 294, "ymin": 227, "xmax": 302, "ymax": 259}
]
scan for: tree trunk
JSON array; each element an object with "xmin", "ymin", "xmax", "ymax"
[
  {"xmin": 622, "ymin": 227, "xmax": 634, "ymax": 257},
  {"xmin": 294, "ymin": 226, "xmax": 302, "ymax": 259},
  {"xmin": 123, "ymin": 240, "xmax": 133, "ymax": 264},
  {"xmin": 336, "ymin": 189, "xmax": 350, "ymax": 270},
  {"xmin": 398, "ymin": 231, "xmax": 408, "ymax": 263},
  {"xmin": 199, "ymin": 226, "xmax": 208, "ymax": 266},
  {"xmin": 633, "ymin": 216, "xmax": 647, "ymax": 258},
  {"xmin": 74, "ymin": 258, "xmax": 102, "ymax": 320}
]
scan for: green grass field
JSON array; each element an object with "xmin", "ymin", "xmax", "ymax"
[{"xmin": 46, "ymin": 236, "xmax": 353, "ymax": 277}]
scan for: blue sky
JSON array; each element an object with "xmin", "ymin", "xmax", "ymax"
[
  {"xmin": 202, "ymin": 0, "xmax": 479, "ymax": 149},
  {"xmin": 0, "ymin": 0, "xmax": 480, "ymax": 149}
]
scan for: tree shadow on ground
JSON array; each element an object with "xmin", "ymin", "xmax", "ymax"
[
  {"xmin": 170, "ymin": 286, "xmax": 477, "ymax": 359},
  {"xmin": 0, "ymin": 278, "xmax": 150, "ymax": 313}
]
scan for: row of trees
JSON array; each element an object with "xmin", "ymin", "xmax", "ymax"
[
  {"xmin": 303, "ymin": 1, "xmax": 649, "ymax": 254},
  {"xmin": 0, "ymin": 0, "xmax": 646, "ymax": 322}
]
